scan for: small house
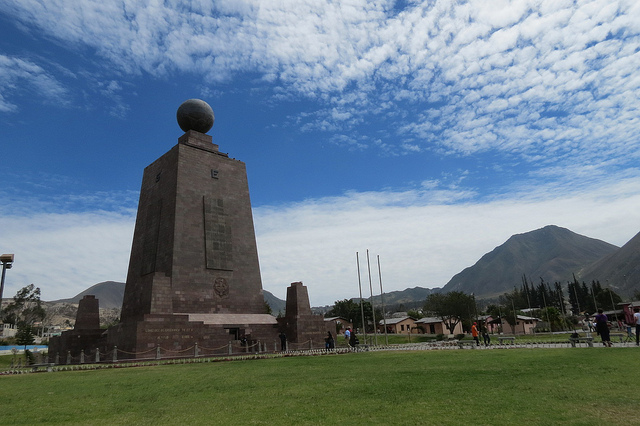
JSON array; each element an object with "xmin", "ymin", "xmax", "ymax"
[
  {"xmin": 414, "ymin": 317, "xmax": 464, "ymax": 335},
  {"xmin": 378, "ymin": 316, "xmax": 417, "ymax": 334}
]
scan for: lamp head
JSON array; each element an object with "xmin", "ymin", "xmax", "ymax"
[{"xmin": 0, "ymin": 254, "xmax": 14, "ymax": 267}]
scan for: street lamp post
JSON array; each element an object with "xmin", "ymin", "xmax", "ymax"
[{"xmin": 0, "ymin": 254, "xmax": 14, "ymax": 317}]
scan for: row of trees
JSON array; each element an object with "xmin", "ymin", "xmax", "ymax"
[
  {"xmin": 422, "ymin": 276, "xmax": 625, "ymax": 334},
  {"xmin": 324, "ymin": 275, "xmax": 626, "ymax": 335}
]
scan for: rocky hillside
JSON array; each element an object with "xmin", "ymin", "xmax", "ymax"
[
  {"xmin": 50, "ymin": 281, "xmax": 125, "ymax": 310},
  {"xmin": 441, "ymin": 225, "xmax": 619, "ymax": 298},
  {"xmin": 576, "ymin": 230, "xmax": 640, "ymax": 296}
]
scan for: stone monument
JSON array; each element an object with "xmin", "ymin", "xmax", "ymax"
[
  {"xmin": 48, "ymin": 295, "xmax": 103, "ymax": 358},
  {"xmin": 107, "ymin": 99, "xmax": 279, "ymax": 357},
  {"xmin": 49, "ymin": 100, "xmax": 330, "ymax": 362},
  {"xmin": 278, "ymin": 282, "xmax": 327, "ymax": 347}
]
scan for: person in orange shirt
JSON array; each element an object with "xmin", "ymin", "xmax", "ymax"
[{"xmin": 471, "ymin": 322, "xmax": 479, "ymax": 346}]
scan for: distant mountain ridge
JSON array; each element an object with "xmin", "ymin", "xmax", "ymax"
[
  {"xmin": 354, "ymin": 286, "xmax": 439, "ymax": 311},
  {"xmin": 48, "ymin": 281, "xmax": 287, "ymax": 314},
  {"xmin": 51, "ymin": 281, "xmax": 126, "ymax": 310},
  {"xmin": 441, "ymin": 225, "xmax": 619, "ymax": 298},
  {"xmin": 46, "ymin": 225, "xmax": 640, "ymax": 314},
  {"xmin": 576, "ymin": 230, "xmax": 640, "ymax": 296}
]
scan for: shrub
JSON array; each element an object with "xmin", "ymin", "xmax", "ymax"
[{"xmin": 24, "ymin": 349, "xmax": 35, "ymax": 365}]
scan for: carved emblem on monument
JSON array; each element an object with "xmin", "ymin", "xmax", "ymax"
[{"xmin": 214, "ymin": 277, "xmax": 229, "ymax": 298}]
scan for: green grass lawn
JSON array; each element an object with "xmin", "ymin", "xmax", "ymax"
[{"xmin": 2, "ymin": 348, "xmax": 637, "ymax": 425}]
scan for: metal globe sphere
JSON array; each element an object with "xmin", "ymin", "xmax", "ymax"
[{"xmin": 176, "ymin": 99, "xmax": 215, "ymax": 133}]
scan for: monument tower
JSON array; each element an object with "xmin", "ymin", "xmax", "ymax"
[{"xmin": 109, "ymin": 99, "xmax": 278, "ymax": 355}]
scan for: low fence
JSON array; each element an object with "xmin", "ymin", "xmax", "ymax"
[{"xmin": 3, "ymin": 338, "xmax": 637, "ymax": 375}]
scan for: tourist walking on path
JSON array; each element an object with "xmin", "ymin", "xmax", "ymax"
[
  {"xmin": 595, "ymin": 309, "xmax": 611, "ymax": 347},
  {"xmin": 471, "ymin": 322, "xmax": 480, "ymax": 346},
  {"xmin": 633, "ymin": 308, "xmax": 640, "ymax": 346}
]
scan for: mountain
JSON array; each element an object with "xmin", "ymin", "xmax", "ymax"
[
  {"xmin": 263, "ymin": 290, "xmax": 286, "ymax": 314},
  {"xmin": 51, "ymin": 281, "xmax": 126, "ymax": 310},
  {"xmin": 48, "ymin": 281, "xmax": 288, "ymax": 315},
  {"xmin": 576, "ymin": 230, "xmax": 640, "ymax": 297},
  {"xmin": 354, "ymin": 286, "xmax": 439, "ymax": 311},
  {"xmin": 441, "ymin": 225, "xmax": 619, "ymax": 299},
  {"xmin": 43, "ymin": 225, "xmax": 638, "ymax": 320}
]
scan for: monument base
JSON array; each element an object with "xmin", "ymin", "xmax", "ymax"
[{"xmin": 107, "ymin": 313, "xmax": 280, "ymax": 359}]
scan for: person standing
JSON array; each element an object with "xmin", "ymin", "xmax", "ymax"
[
  {"xmin": 279, "ymin": 331, "xmax": 287, "ymax": 351},
  {"xmin": 482, "ymin": 328, "xmax": 491, "ymax": 346},
  {"xmin": 349, "ymin": 330, "xmax": 359, "ymax": 348},
  {"xmin": 471, "ymin": 322, "xmax": 480, "ymax": 346},
  {"xmin": 595, "ymin": 309, "xmax": 611, "ymax": 347},
  {"xmin": 633, "ymin": 308, "xmax": 640, "ymax": 346},
  {"xmin": 344, "ymin": 327, "xmax": 351, "ymax": 341},
  {"xmin": 325, "ymin": 331, "xmax": 334, "ymax": 350}
]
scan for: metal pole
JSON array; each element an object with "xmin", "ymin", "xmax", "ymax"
[
  {"xmin": 366, "ymin": 250, "xmax": 377, "ymax": 345},
  {"xmin": 0, "ymin": 264, "xmax": 7, "ymax": 318},
  {"xmin": 591, "ymin": 282, "xmax": 598, "ymax": 312},
  {"xmin": 377, "ymin": 255, "xmax": 389, "ymax": 345},
  {"xmin": 541, "ymin": 282, "xmax": 552, "ymax": 332},
  {"xmin": 609, "ymin": 288, "xmax": 618, "ymax": 323},
  {"xmin": 356, "ymin": 252, "xmax": 367, "ymax": 343},
  {"xmin": 572, "ymin": 281, "xmax": 581, "ymax": 314},
  {"xmin": 558, "ymin": 287, "xmax": 570, "ymax": 331},
  {"xmin": 522, "ymin": 276, "xmax": 534, "ymax": 335},
  {"xmin": 0, "ymin": 254, "xmax": 14, "ymax": 320},
  {"xmin": 511, "ymin": 297, "xmax": 517, "ymax": 335}
]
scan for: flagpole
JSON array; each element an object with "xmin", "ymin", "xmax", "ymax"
[
  {"xmin": 377, "ymin": 254, "xmax": 388, "ymax": 345},
  {"xmin": 366, "ymin": 249, "xmax": 378, "ymax": 345},
  {"xmin": 356, "ymin": 252, "xmax": 367, "ymax": 343}
]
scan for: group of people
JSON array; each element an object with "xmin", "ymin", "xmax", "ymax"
[
  {"xmin": 344, "ymin": 327, "xmax": 359, "ymax": 347},
  {"xmin": 588, "ymin": 307, "xmax": 640, "ymax": 347},
  {"xmin": 279, "ymin": 309, "xmax": 640, "ymax": 351},
  {"xmin": 278, "ymin": 329, "xmax": 356, "ymax": 351},
  {"xmin": 471, "ymin": 322, "xmax": 491, "ymax": 346}
]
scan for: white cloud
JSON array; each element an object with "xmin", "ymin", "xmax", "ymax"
[
  {"xmin": 2, "ymin": 0, "xmax": 640, "ymax": 307},
  {"xmin": 0, "ymin": 54, "xmax": 68, "ymax": 111},
  {"xmin": 1, "ymin": 172, "xmax": 639, "ymax": 307},
  {"xmin": 255, "ymin": 174, "xmax": 640, "ymax": 305},
  {"xmin": 0, "ymin": 211, "xmax": 134, "ymax": 302},
  {"xmin": 2, "ymin": 0, "xmax": 639, "ymax": 173}
]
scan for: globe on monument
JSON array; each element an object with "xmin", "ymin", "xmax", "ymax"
[{"xmin": 176, "ymin": 99, "xmax": 215, "ymax": 133}]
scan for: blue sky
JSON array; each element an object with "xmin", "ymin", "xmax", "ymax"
[{"xmin": 1, "ymin": 0, "xmax": 640, "ymax": 306}]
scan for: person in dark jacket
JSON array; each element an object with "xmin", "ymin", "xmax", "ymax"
[
  {"xmin": 595, "ymin": 309, "xmax": 611, "ymax": 347},
  {"xmin": 325, "ymin": 331, "xmax": 335, "ymax": 350},
  {"xmin": 349, "ymin": 330, "xmax": 359, "ymax": 348}
]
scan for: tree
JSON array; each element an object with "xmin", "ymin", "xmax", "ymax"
[
  {"xmin": 2, "ymin": 284, "xmax": 46, "ymax": 328},
  {"xmin": 325, "ymin": 299, "xmax": 373, "ymax": 332},
  {"xmin": 407, "ymin": 309, "xmax": 423, "ymax": 319},
  {"xmin": 263, "ymin": 300, "xmax": 272, "ymax": 315},
  {"xmin": 15, "ymin": 324, "xmax": 35, "ymax": 349},
  {"xmin": 423, "ymin": 291, "xmax": 476, "ymax": 335},
  {"xmin": 539, "ymin": 307, "xmax": 563, "ymax": 332}
]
